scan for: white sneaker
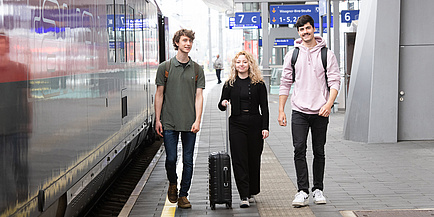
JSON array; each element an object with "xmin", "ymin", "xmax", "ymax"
[
  {"xmin": 313, "ymin": 189, "xmax": 326, "ymax": 204},
  {"xmin": 292, "ymin": 191, "xmax": 309, "ymax": 207},
  {"xmin": 240, "ymin": 198, "xmax": 250, "ymax": 208}
]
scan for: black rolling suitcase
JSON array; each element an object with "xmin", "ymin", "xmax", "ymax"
[{"xmin": 209, "ymin": 109, "xmax": 232, "ymax": 210}]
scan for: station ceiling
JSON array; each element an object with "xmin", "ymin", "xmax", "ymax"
[{"xmin": 201, "ymin": 0, "xmax": 233, "ymax": 12}]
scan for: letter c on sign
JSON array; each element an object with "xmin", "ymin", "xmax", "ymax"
[{"xmin": 251, "ymin": 16, "xmax": 257, "ymax": 23}]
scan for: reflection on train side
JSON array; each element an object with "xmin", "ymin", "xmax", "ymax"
[{"xmin": 0, "ymin": 0, "xmax": 163, "ymax": 215}]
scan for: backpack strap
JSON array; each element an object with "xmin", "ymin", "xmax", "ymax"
[
  {"xmin": 321, "ymin": 47, "xmax": 329, "ymax": 90},
  {"xmin": 163, "ymin": 59, "xmax": 171, "ymax": 95},
  {"xmin": 291, "ymin": 47, "xmax": 299, "ymax": 83},
  {"xmin": 164, "ymin": 59, "xmax": 171, "ymax": 82},
  {"xmin": 290, "ymin": 46, "xmax": 329, "ymax": 90},
  {"xmin": 192, "ymin": 61, "xmax": 199, "ymax": 82}
]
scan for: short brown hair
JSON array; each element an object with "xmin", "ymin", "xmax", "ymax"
[
  {"xmin": 295, "ymin": 15, "xmax": 315, "ymax": 31},
  {"xmin": 172, "ymin": 29, "xmax": 195, "ymax": 50}
]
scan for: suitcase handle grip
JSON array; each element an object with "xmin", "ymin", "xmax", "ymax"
[{"xmin": 223, "ymin": 166, "xmax": 229, "ymax": 187}]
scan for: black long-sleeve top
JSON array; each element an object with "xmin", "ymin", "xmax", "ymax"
[{"xmin": 218, "ymin": 77, "xmax": 269, "ymax": 131}]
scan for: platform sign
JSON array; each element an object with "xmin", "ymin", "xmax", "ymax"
[
  {"xmin": 341, "ymin": 10, "xmax": 359, "ymax": 23},
  {"xmin": 235, "ymin": 12, "xmax": 261, "ymax": 26},
  {"xmin": 274, "ymin": 38, "xmax": 294, "ymax": 46},
  {"xmin": 230, "ymin": 15, "xmax": 261, "ymax": 29},
  {"xmin": 270, "ymin": 5, "xmax": 319, "ymax": 25}
]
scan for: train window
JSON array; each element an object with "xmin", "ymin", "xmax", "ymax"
[
  {"xmin": 135, "ymin": 14, "xmax": 144, "ymax": 62},
  {"xmin": 127, "ymin": 6, "xmax": 135, "ymax": 62},
  {"xmin": 107, "ymin": 5, "xmax": 116, "ymax": 62},
  {"xmin": 116, "ymin": 4, "xmax": 126, "ymax": 62}
]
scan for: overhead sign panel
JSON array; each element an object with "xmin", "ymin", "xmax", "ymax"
[
  {"xmin": 231, "ymin": 12, "xmax": 261, "ymax": 29},
  {"xmin": 341, "ymin": 10, "xmax": 360, "ymax": 23},
  {"xmin": 235, "ymin": 12, "xmax": 261, "ymax": 25},
  {"xmin": 270, "ymin": 5, "xmax": 320, "ymax": 25}
]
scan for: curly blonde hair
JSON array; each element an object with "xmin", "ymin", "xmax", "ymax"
[{"xmin": 226, "ymin": 51, "xmax": 263, "ymax": 86}]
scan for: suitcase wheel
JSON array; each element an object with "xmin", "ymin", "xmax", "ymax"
[
  {"xmin": 226, "ymin": 202, "xmax": 232, "ymax": 209},
  {"xmin": 210, "ymin": 203, "xmax": 216, "ymax": 210}
]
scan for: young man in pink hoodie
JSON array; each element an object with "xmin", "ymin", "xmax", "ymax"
[{"xmin": 278, "ymin": 15, "xmax": 341, "ymax": 207}]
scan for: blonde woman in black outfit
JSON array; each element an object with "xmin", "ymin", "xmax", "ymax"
[{"xmin": 218, "ymin": 51, "xmax": 269, "ymax": 208}]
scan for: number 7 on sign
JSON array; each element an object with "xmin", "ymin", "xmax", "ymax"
[{"xmin": 238, "ymin": 14, "xmax": 244, "ymax": 23}]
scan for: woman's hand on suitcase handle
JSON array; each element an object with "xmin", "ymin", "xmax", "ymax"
[
  {"xmin": 221, "ymin": 100, "xmax": 230, "ymax": 107},
  {"xmin": 262, "ymin": 130, "xmax": 269, "ymax": 139}
]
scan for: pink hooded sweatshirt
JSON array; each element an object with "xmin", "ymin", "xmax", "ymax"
[{"xmin": 279, "ymin": 36, "xmax": 341, "ymax": 114}]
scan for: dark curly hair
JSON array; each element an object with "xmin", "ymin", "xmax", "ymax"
[{"xmin": 172, "ymin": 29, "xmax": 195, "ymax": 50}]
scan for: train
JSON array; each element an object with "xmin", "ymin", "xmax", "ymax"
[{"xmin": 0, "ymin": 0, "xmax": 169, "ymax": 216}]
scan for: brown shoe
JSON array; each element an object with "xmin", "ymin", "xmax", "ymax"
[
  {"xmin": 167, "ymin": 183, "xmax": 178, "ymax": 203},
  {"xmin": 177, "ymin": 196, "xmax": 192, "ymax": 209}
]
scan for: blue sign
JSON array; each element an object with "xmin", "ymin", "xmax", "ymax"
[
  {"xmin": 314, "ymin": 15, "xmax": 333, "ymax": 33},
  {"xmin": 107, "ymin": 15, "xmax": 149, "ymax": 30},
  {"xmin": 274, "ymin": 38, "xmax": 294, "ymax": 46},
  {"xmin": 270, "ymin": 5, "xmax": 319, "ymax": 25},
  {"xmin": 341, "ymin": 10, "xmax": 359, "ymax": 23},
  {"xmin": 235, "ymin": 12, "xmax": 261, "ymax": 25},
  {"xmin": 230, "ymin": 14, "xmax": 261, "ymax": 29}
]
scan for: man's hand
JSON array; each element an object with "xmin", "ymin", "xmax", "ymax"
[
  {"xmin": 155, "ymin": 120, "xmax": 163, "ymax": 137},
  {"xmin": 191, "ymin": 121, "xmax": 200, "ymax": 134},
  {"xmin": 278, "ymin": 111, "xmax": 287, "ymax": 126},
  {"xmin": 318, "ymin": 105, "xmax": 332, "ymax": 117}
]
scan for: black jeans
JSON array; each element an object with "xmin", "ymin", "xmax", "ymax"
[
  {"xmin": 216, "ymin": 69, "xmax": 222, "ymax": 83},
  {"xmin": 291, "ymin": 110, "xmax": 328, "ymax": 193}
]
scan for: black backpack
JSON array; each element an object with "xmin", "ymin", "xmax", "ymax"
[{"xmin": 291, "ymin": 46, "xmax": 329, "ymax": 90}]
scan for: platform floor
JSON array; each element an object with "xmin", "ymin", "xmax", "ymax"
[{"xmin": 120, "ymin": 72, "xmax": 434, "ymax": 217}]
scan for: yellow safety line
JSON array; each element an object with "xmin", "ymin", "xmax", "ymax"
[{"xmin": 161, "ymin": 197, "xmax": 177, "ymax": 217}]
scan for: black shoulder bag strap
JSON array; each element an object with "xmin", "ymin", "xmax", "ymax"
[{"xmin": 290, "ymin": 47, "xmax": 299, "ymax": 83}]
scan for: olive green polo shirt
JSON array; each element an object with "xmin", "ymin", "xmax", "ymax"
[{"xmin": 156, "ymin": 57, "xmax": 205, "ymax": 131}]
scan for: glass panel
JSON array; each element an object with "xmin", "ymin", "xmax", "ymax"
[
  {"xmin": 107, "ymin": 4, "xmax": 116, "ymax": 62},
  {"xmin": 127, "ymin": 6, "xmax": 134, "ymax": 62},
  {"xmin": 115, "ymin": 4, "xmax": 126, "ymax": 62}
]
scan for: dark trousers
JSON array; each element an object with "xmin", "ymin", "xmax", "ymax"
[
  {"xmin": 216, "ymin": 69, "xmax": 222, "ymax": 83},
  {"xmin": 291, "ymin": 110, "xmax": 328, "ymax": 193},
  {"xmin": 229, "ymin": 113, "xmax": 264, "ymax": 199}
]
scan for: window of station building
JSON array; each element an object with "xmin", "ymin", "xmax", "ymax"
[{"xmin": 242, "ymin": 3, "xmax": 259, "ymax": 12}]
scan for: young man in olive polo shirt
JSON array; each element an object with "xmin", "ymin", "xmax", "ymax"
[{"xmin": 154, "ymin": 29, "xmax": 205, "ymax": 209}]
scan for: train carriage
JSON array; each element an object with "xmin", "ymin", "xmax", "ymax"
[{"xmin": 0, "ymin": 0, "xmax": 167, "ymax": 216}]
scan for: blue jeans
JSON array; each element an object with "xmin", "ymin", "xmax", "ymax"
[{"xmin": 163, "ymin": 130, "xmax": 196, "ymax": 197}]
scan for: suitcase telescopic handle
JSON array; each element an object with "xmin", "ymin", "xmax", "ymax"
[{"xmin": 225, "ymin": 106, "xmax": 229, "ymax": 153}]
